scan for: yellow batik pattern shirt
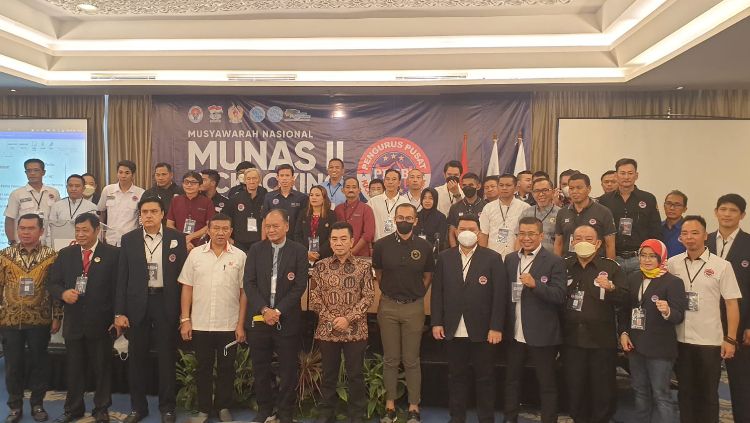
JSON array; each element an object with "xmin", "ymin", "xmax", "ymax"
[{"xmin": 0, "ymin": 244, "xmax": 61, "ymax": 328}]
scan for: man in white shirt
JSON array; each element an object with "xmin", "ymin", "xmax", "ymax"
[
  {"xmin": 369, "ymin": 169, "xmax": 409, "ymax": 240},
  {"xmin": 479, "ymin": 173, "xmax": 530, "ymax": 258},
  {"xmin": 179, "ymin": 214, "xmax": 247, "ymax": 423},
  {"xmin": 4, "ymin": 158, "xmax": 61, "ymax": 246},
  {"xmin": 404, "ymin": 169, "xmax": 425, "ymax": 211},
  {"xmin": 98, "ymin": 160, "xmax": 145, "ymax": 246},
  {"xmin": 434, "ymin": 160, "xmax": 464, "ymax": 216},
  {"xmin": 48, "ymin": 174, "xmax": 98, "ymax": 250},
  {"xmin": 667, "ymin": 215, "xmax": 742, "ymax": 423}
]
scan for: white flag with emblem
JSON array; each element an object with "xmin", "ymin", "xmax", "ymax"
[
  {"xmin": 513, "ymin": 134, "xmax": 527, "ymax": 175},
  {"xmin": 486, "ymin": 135, "xmax": 500, "ymax": 176}
]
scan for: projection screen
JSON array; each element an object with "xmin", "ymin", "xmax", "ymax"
[{"xmin": 557, "ymin": 118, "xmax": 750, "ymax": 233}]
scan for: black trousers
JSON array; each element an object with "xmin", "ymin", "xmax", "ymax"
[
  {"xmin": 192, "ymin": 330, "xmax": 236, "ymax": 414},
  {"xmin": 504, "ymin": 340, "xmax": 558, "ymax": 423},
  {"xmin": 562, "ymin": 345, "xmax": 616, "ymax": 423},
  {"xmin": 64, "ymin": 335, "xmax": 113, "ymax": 415},
  {"xmin": 318, "ymin": 340, "xmax": 367, "ymax": 419},
  {"xmin": 676, "ymin": 342, "xmax": 721, "ymax": 423},
  {"xmin": 127, "ymin": 293, "xmax": 177, "ymax": 415},
  {"xmin": 446, "ymin": 338, "xmax": 496, "ymax": 423},
  {"xmin": 247, "ymin": 323, "xmax": 300, "ymax": 422},
  {"xmin": 726, "ymin": 344, "xmax": 750, "ymax": 423},
  {"xmin": 0, "ymin": 326, "xmax": 50, "ymax": 410}
]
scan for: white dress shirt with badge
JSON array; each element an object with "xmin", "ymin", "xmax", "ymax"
[
  {"xmin": 668, "ymin": 248, "xmax": 742, "ymax": 346},
  {"xmin": 435, "ymin": 184, "xmax": 464, "ymax": 217},
  {"xmin": 48, "ymin": 197, "xmax": 97, "ymax": 250},
  {"xmin": 454, "ymin": 244, "xmax": 478, "ymax": 338},
  {"xmin": 98, "ymin": 183, "xmax": 145, "ymax": 246},
  {"xmin": 4, "ymin": 183, "xmax": 61, "ymax": 245},
  {"xmin": 480, "ymin": 198, "xmax": 530, "ymax": 258},
  {"xmin": 515, "ymin": 244, "xmax": 542, "ymax": 343},
  {"xmin": 178, "ymin": 242, "xmax": 246, "ymax": 332},
  {"xmin": 369, "ymin": 192, "xmax": 410, "ymax": 240}
]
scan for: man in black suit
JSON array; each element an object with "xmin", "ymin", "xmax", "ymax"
[
  {"xmin": 431, "ymin": 214, "xmax": 505, "ymax": 423},
  {"xmin": 47, "ymin": 214, "xmax": 119, "ymax": 423},
  {"xmin": 708, "ymin": 193, "xmax": 750, "ymax": 422},
  {"xmin": 244, "ymin": 208, "xmax": 308, "ymax": 423},
  {"xmin": 113, "ymin": 196, "xmax": 188, "ymax": 423},
  {"xmin": 503, "ymin": 216, "xmax": 567, "ymax": 423}
]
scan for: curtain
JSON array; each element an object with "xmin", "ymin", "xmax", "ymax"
[
  {"xmin": 0, "ymin": 95, "xmax": 105, "ymax": 184},
  {"xmin": 107, "ymin": 95, "xmax": 152, "ymax": 187},
  {"xmin": 531, "ymin": 89, "xmax": 750, "ymax": 178}
]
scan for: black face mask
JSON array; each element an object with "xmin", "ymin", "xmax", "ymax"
[
  {"xmin": 462, "ymin": 186, "xmax": 477, "ymax": 198},
  {"xmin": 396, "ymin": 221, "xmax": 414, "ymax": 235}
]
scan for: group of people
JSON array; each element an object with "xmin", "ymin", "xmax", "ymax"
[{"xmin": 0, "ymin": 155, "xmax": 747, "ymax": 423}]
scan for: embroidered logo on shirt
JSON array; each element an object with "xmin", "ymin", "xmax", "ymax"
[
  {"xmin": 238, "ymin": 203, "xmax": 245, "ymax": 211},
  {"xmin": 704, "ymin": 268, "xmax": 715, "ymax": 277},
  {"xmin": 638, "ymin": 201, "xmax": 647, "ymax": 209},
  {"xmin": 169, "ymin": 254, "xmax": 176, "ymax": 263},
  {"xmin": 651, "ymin": 295, "xmax": 659, "ymax": 302},
  {"xmin": 287, "ymin": 272, "xmax": 295, "ymax": 280},
  {"xmin": 132, "ymin": 196, "xmax": 138, "ymax": 201},
  {"xmin": 742, "ymin": 260, "xmax": 749, "ymax": 268},
  {"xmin": 94, "ymin": 257, "xmax": 101, "ymax": 263},
  {"xmin": 410, "ymin": 250, "xmax": 421, "ymax": 260},
  {"xmin": 540, "ymin": 276, "xmax": 548, "ymax": 284},
  {"xmin": 589, "ymin": 219, "xmax": 597, "ymax": 225},
  {"xmin": 478, "ymin": 276, "xmax": 488, "ymax": 285},
  {"xmin": 272, "ymin": 198, "xmax": 280, "ymax": 205}
]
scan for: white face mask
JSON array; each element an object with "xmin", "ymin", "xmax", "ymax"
[
  {"xmin": 573, "ymin": 241, "xmax": 598, "ymax": 258},
  {"xmin": 113, "ymin": 335, "xmax": 129, "ymax": 360},
  {"xmin": 457, "ymin": 230, "xmax": 478, "ymax": 248},
  {"xmin": 237, "ymin": 173, "xmax": 246, "ymax": 184},
  {"xmin": 83, "ymin": 185, "xmax": 95, "ymax": 197}
]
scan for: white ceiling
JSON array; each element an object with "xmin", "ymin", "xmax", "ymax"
[{"xmin": 0, "ymin": 0, "xmax": 748, "ymax": 89}]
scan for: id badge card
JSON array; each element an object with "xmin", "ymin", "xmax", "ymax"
[
  {"xmin": 147, "ymin": 262, "xmax": 159, "ymax": 282},
  {"xmin": 309, "ymin": 236, "xmax": 320, "ymax": 252},
  {"xmin": 619, "ymin": 217, "xmax": 633, "ymax": 236},
  {"xmin": 631, "ymin": 307, "xmax": 646, "ymax": 330},
  {"xmin": 512, "ymin": 282, "xmax": 523, "ymax": 303},
  {"xmin": 247, "ymin": 217, "xmax": 258, "ymax": 232},
  {"xmin": 75, "ymin": 275, "xmax": 88, "ymax": 295},
  {"xmin": 569, "ymin": 290, "xmax": 584, "ymax": 311},
  {"xmin": 496, "ymin": 228, "xmax": 510, "ymax": 245},
  {"xmin": 183, "ymin": 218, "xmax": 196, "ymax": 234},
  {"xmin": 384, "ymin": 218, "xmax": 395, "ymax": 234},
  {"xmin": 418, "ymin": 234, "xmax": 427, "ymax": 240},
  {"xmin": 686, "ymin": 291, "xmax": 700, "ymax": 311},
  {"xmin": 19, "ymin": 277, "xmax": 34, "ymax": 297}
]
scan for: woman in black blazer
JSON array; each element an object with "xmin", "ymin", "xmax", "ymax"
[
  {"xmin": 619, "ymin": 239, "xmax": 687, "ymax": 423},
  {"xmin": 294, "ymin": 185, "xmax": 336, "ymax": 264}
]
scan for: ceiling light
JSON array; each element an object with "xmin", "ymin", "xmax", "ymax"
[
  {"xmin": 676, "ymin": 86, "xmax": 684, "ymax": 90},
  {"xmin": 76, "ymin": 3, "xmax": 98, "ymax": 12},
  {"xmin": 10, "ymin": 89, "xmax": 16, "ymax": 92}
]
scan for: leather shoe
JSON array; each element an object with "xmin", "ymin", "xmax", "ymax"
[
  {"xmin": 53, "ymin": 413, "xmax": 84, "ymax": 423},
  {"xmin": 123, "ymin": 411, "xmax": 147, "ymax": 423},
  {"xmin": 93, "ymin": 410, "xmax": 110, "ymax": 423},
  {"xmin": 5, "ymin": 410, "xmax": 21, "ymax": 423},
  {"xmin": 32, "ymin": 406, "xmax": 49, "ymax": 422},
  {"xmin": 161, "ymin": 411, "xmax": 176, "ymax": 423}
]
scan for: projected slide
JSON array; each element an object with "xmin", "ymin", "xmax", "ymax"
[{"xmin": 0, "ymin": 119, "xmax": 88, "ymax": 249}]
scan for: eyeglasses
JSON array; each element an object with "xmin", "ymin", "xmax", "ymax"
[
  {"xmin": 639, "ymin": 254, "xmax": 659, "ymax": 260},
  {"xmin": 395, "ymin": 216, "xmax": 416, "ymax": 223},
  {"xmin": 517, "ymin": 232, "xmax": 540, "ymax": 238},
  {"xmin": 183, "ymin": 180, "xmax": 200, "ymax": 185},
  {"xmin": 532, "ymin": 188, "xmax": 551, "ymax": 194},
  {"xmin": 24, "ymin": 168, "xmax": 42, "ymax": 174},
  {"xmin": 664, "ymin": 201, "xmax": 685, "ymax": 209}
]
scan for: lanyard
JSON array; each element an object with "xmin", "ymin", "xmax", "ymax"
[
  {"xmin": 19, "ymin": 249, "xmax": 37, "ymax": 270},
  {"xmin": 343, "ymin": 201, "xmax": 361, "ymax": 222},
  {"xmin": 499, "ymin": 203, "xmax": 509, "ymax": 227},
  {"xmin": 461, "ymin": 251, "xmax": 474, "ymax": 274},
  {"xmin": 518, "ymin": 254, "xmax": 535, "ymax": 275},
  {"xmin": 534, "ymin": 205, "xmax": 554, "ymax": 223},
  {"xmin": 638, "ymin": 278, "xmax": 650, "ymax": 307},
  {"xmin": 68, "ymin": 198, "xmax": 84, "ymax": 219},
  {"xmin": 144, "ymin": 235, "xmax": 162, "ymax": 262},
  {"xmin": 30, "ymin": 189, "xmax": 45, "ymax": 210},
  {"xmin": 385, "ymin": 196, "xmax": 400, "ymax": 215},
  {"xmin": 327, "ymin": 182, "xmax": 341, "ymax": 200},
  {"xmin": 719, "ymin": 238, "xmax": 729, "ymax": 258},
  {"xmin": 684, "ymin": 254, "xmax": 708, "ymax": 290}
]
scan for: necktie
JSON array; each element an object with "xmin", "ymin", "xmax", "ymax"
[{"xmin": 83, "ymin": 249, "xmax": 92, "ymax": 275}]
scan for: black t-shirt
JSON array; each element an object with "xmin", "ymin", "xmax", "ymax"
[
  {"xmin": 447, "ymin": 198, "xmax": 487, "ymax": 227},
  {"xmin": 209, "ymin": 192, "xmax": 229, "ymax": 213},
  {"xmin": 373, "ymin": 233, "xmax": 435, "ymax": 301},
  {"xmin": 224, "ymin": 190, "xmax": 266, "ymax": 245},
  {"xmin": 555, "ymin": 199, "xmax": 617, "ymax": 256},
  {"xmin": 598, "ymin": 187, "xmax": 662, "ymax": 254},
  {"xmin": 261, "ymin": 190, "xmax": 309, "ymax": 236}
]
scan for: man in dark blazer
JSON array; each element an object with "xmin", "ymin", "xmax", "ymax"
[
  {"xmin": 47, "ymin": 214, "xmax": 119, "ymax": 423},
  {"xmin": 431, "ymin": 214, "xmax": 505, "ymax": 423},
  {"xmin": 113, "ymin": 196, "xmax": 188, "ymax": 423},
  {"xmin": 708, "ymin": 193, "xmax": 750, "ymax": 423},
  {"xmin": 503, "ymin": 216, "xmax": 567, "ymax": 423},
  {"xmin": 244, "ymin": 208, "xmax": 308, "ymax": 423}
]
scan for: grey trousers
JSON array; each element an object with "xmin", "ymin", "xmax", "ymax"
[{"xmin": 377, "ymin": 296, "xmax": 425, "ymax": 405}]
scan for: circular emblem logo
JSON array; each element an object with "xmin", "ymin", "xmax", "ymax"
[
  {"xmin": 549, "ymin": 217, "xmax": 556, "ymax": 224},
  {"xmin": 132, "ymin": 196, "xmax": 138, "ymax": 201},
  {"xmin": 272, "ymin": 198, "xmax": 279, "ymax": 205},
  {"xmin": 598, "ymin": 271, "xmax": 608, "ymax": 278},
  {"xmin": 188, "ymin": 105, "xmax": 203, "ymax": 123},
  {"xmin": 704, "ymin": 268, "xmax": 715, "ymax": 277},
  {"xmin": 228, "ymin": 105, "xmax": 244, "ymax": 124},
  {"xmin": 249, "ymin": 106, "xmax": 266, "ymax": 123},
  {"xmin": 742, "ymin": 260, "xmax": 749, "ymax": 268},
  {"xmin": 478, "ymin": 276, "xmax": 488, "ymax": 285},
  {"xmin": 410, "ymin": 249, "xmax": 422, "ymax": 260},
  {"xmin": 94, "ymin": 257, "xmax": 101, "ymax": 263},
  {"xmin": 287, "ymin": 272, "xmax": 295, "ymax": 281},
  {"xmin": 589, "ymin": 219, "xmax": 597, "ymax": 225},
  {"xmin": 267, "ymin": 106, "xmax": 284, "ymax": 123},
  {"xmin": 169, "ymin": 254, "xmax": 176, "ymax": 263},
  {"xmin": 356, "ymin": 137, "xmax": 432, "ymax": 197},
  {"xmin": 48, "ymin": 193, "xmax": 54, "ymax": 200},
  {"xmin": 639, "ymin": 201, "xmax": 647, "ymax": 209},
  {"xmin": 218, "ymin": 202, "xmax": 225, "ymax": 208},
  {"xmin": 238, "ymin": 203, "xmax": 245, "ymax": 212},
  {"xmin": 540, "ymin": 276, "xmax": 548, "ymax": 284},
  {"xmin": 651, "ymin": 295, "xmax": 659, "ymax": 303}
]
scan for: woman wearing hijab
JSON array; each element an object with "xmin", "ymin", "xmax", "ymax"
[
  {"xmin": 619, "ymin": 239, "xmax": 688, "ymax": 423},
  {"xmin": 414, "ymin": 187, "xmax": 448, "ymax": 252}
]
